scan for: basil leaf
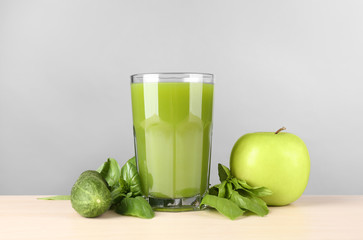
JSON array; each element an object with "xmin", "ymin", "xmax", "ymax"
[
  {"xmin": 247, "ymin": 187, "xmax": 273, "ymax": 197},
  {"xmin": 237, "ymin": 179, "xmax": 259, "ymax": 190},
  {"xmin": 225, "ymin": 182, "xmax": 233, "ymax": 199},
  {"xmin": 218, "ymin": 181, "xmax": 227, "ymax": 198},
  {"xmin": 116, "ymin": 196, "xmax": 154, "ymax": 219},
  {"xmin": 230, "ymin": 190, "xmax": 269, "ymax": 216},
  {"xmin": 97, "ymin": 158, "xmax": 121, "ymax": 188},
  {"xmin": 237, "ymin": 179, "xmax": 272, "ymax": 197},
  {"xmin": 121, "ymin": 157, "xmax": 142, "ymax": 197},
  {"xmin": 201, "ymin": 194, "xmax": 244, "ymax": 220},
  {"xmin": 127, "ymin": 156, "xmax": 137, "ymax": 166},
  {"xmin": 218, "ymin": 164, "xmax": 231, "ymax": 181},
  {"xmin": 230, "ymin": 178, "xmax": 245, "ymax": 190},
  {"xmin": 37, "ymin": 195, "xmax": 70, "ymax": 200},
  {"xmin": 208, "ymin": 185, "xmax": 219, "ymax": 196},
  {"xmin": 110, "ymin": 178, "xmax": 128, "ymax": 205},
  {"xmin": 97, "ymin": 162, "xmax": 109, "ymax": 178}
]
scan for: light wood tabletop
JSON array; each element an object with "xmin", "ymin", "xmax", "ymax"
[{"xmin": 0, "ymin": 195, "xmax": 362, "ymax": 240}]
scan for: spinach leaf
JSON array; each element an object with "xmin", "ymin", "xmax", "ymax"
[
  {"xmin": 230, "ymin": 178, "xmax": 244, "ymax": 190},
  {"xmin": 229, "ymin": 178, "xmax": 258, "ymax": 196},
  {"xmin": 38, "ymin": 195, "xmax": 70, "ymax": 200},
  {"xmin": 97, "ymin": 158, "xmax": 121, "ymax": 188},
  {"xmin": 237, "ymin": 179, "xmax": 272, "ymax": 197},
  {"xmin": 218, "ymin": 163, "xmax": 231, "ymax": 181},
  {"xmin": 208, "ymin": 185, "xmax": 219, "ymax": 196},
  {"xmin": 126, "ymin": 192, "xmax": 133, "ymax": 198},
  {"xmin": 116, "ymin": 196, "xmax": 154, "ymax": 219},
  {"xmin": 217, "ymin": 181, "xmax": 227, "ymax": 198},
  {"xmin": 247, "ymin": 187, "xmax": 273, "ymax": 197},
  {"xmin": 230, "ymin": 190, "xmax": 269, "ymax": 216},
  {"xmin": 127, "ymin": 156, "xmax": 137, "ymax": 166},
  {"xmin": 201, "ymin": 194, "xmax": 244, "ymax": 220},
  {"xmin": 202, "ymin": 163, "xmax": 272, "ymax": 219},
  {"xmin": 121, "ymin": 157, "xmax": 142, "ymax": 197},
  {"xmin": 97, "ymin": 162, "xmax": 109, "ymax": 178},
  {"xmin": 110, "ymin": 178, "xmax": 128, "ymax": 204},
  {"xmin": 237, "ymin": 179, "xmax": 260, "ymax": 190},
  {"xmin": 225, "ymin": 182, "xmax": 233, "ymax": 199}
]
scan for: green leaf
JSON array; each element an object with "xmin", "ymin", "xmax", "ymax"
[
  {"xmin": 97, "ymin": 158, "xmax": 121, "ymax": 188},
  {"xmin": 97, "ymin": 162, "xmax": 108, "ymax": 178},
  {"xmin": 115, "ymin": 196, "xmax": 154, "ymax": 219},
  {"xmin": 217, "ymin": 181, "xmax": 227, "ymax": 198},
  {"xmin": 201, "ymin": 194, "xmax": 244, "ymax": 220},
  {"xmin": 127, "ymin": 156, "xmax": 137, "ymax": 166},
  {"xmin": 247, "ymin": 187, "xmax": 273, "ymax": 197},
  {"xmin": 208, "ymin": 185, "xmax": 219, "ymax": 196},
  {"xmin": 37, "ymin": 195, "xmax": 70, "ymax": 200},
  {"xmin": 97, "ymin": 163, "xmax": 105, "ymax": 172},
  {"xmin": 230, "ymin": 190, "xmax": 269, "ymax": 216},
  {"xmin": 229, "ymin": 178, "xmax": 244, "ymax": 190},
  {"xmin": 237, "ymin": 179, "xmax": 258, "ymax": 190},
  {"xmin": 121, "ymin": 157, "xmax": 142, "ymax": 197},
  {"xmin": 237, "ymin": 179, "xmax": 272, "ymax": 197},
  {"xmin": 110, "ymin": 178, "xmax": 128, "ymax": 205},
  {"xmin": 218, "ymin": 164, "xmax": 231, "ymax": 181},
  {"xmin": 225, "ymin": 182, "xmax": 233, "ymax": 199}
]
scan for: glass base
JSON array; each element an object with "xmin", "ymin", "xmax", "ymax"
[{"xmin": 148, "ymin": 195, "xmax": 206, "ymax": 212}]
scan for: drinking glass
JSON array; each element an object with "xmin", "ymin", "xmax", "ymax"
[{"xmin": 130, "ymin": 73, "xmax": 214, "ymax": 211}]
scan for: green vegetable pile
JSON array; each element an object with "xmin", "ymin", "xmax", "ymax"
[
  {"xmin": 96, "ymin": 157, "xmax": 154, "ymax": 219},
  {"xmin": 40, "ymin": 157, "xmax": 154, "ymax": 219},
  {"xmin": 40, "ymin": 159, "xmax": 271, "ymax": 220},
  {"xmin": 200, "ymin": 164, "xmax": 272, "ymax": 220}
]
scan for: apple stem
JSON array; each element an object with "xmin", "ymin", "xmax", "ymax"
[{"xmin": 275, "ymin": 127, "xmax": 286, "ymax": 134}]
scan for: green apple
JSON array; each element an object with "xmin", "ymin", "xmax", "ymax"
[{"xmin": 230, "ymin": 127, "xmax": 310, "ymax": 206}]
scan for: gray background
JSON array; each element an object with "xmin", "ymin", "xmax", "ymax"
[{"xmin": 1, "ymin": 0, "xmax": 362, "ymax": 195}]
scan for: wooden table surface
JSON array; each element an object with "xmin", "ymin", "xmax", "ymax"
[{"xmin": 0, "ymin": 195, "xmax": 362, "ymax": 240}]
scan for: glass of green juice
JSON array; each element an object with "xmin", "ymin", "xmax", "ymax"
[{"xmin": 130, "ymin": 73, "xmax": 214, "ymax": 211}]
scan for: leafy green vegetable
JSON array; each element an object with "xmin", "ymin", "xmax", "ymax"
[
  {"xmin": 229, "ymin": 178, "xmax": 243, "ymax": 190},
  {"xmin": 236, "ymin": 179, "xmax": 255, "ymax": 189},
  {"xmin": 96, "ymin": 157, "xmax": 153, "ymax": 218},
  {"xmin": 236, "ymin": 179, "xmax": 272, "ymax": 197},
  {"xmin": 217, "ymin": 180, "xmax": 227, "ymax": 198},
  {"xmin": 126, "ymin": 192, "xmax": 133, "ymax": 198},
  {"xmin": 41, "ymin": 157, "xmax": 154, "ymax": 219},
  {"xmin": 225, "ymin": 182, "xmax": 233, "ymax": 199},
  {"xmin": 201, "ymin": 194, "xmax": 244, "ymax": 220},
  {"xmin": 110, "ymin": 178, "xmax": 128, "ymax": 205},
  {"xmin": 208, "ymin": 185, "xmax": 219, "ymax": 196},
  {"xmin": 38, "ymin": 195, "xmax": 71, "ymax": 200},
  {"xmin": 120, "ymin": 157, "xmax": 142, "ymax": 197},
  {"xmin": 127, "ymin": 156, "xmax": 137, "ymax": 166},
  {"xmin": 116, "ymin": 196, "xmax": 154, "ymax": 219},
  {"xmin": 218, "ymin": 163, "xmax": 231, "ymax": 181},
  {"xmin": 71, "ymin": 170, "xmax": 112, "ymax": 218},
  {"xmin": 201, "ymin": 163, "xmax": 272, "ymax": 219},
  {"xmin": 230, "ymin": 190, "xmax": 269, "ymax": 216},
  {"xmin": 96, "ymin": 162, "xmax": 108, "ymax": 179},
  {"xmin": 97, "ymin": 158, "xmax": 121, "ymax": 188},
  {"xmin": 246, "ymin": 186, "xmax": 273, "ymax": 197}
]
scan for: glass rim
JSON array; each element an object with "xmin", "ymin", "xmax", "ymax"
[{"xmin": 130, "ymin": 72, "xmax": 214, "ymax": 84}]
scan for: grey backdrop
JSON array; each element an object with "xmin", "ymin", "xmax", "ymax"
[{"xmin": 1, "ymin": 0, "xmax": 362, "ymax": 195}]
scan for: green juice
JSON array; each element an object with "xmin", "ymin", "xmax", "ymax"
[{"xmin": 131, "ymin": 82, "xmax": 214, "ymax": 199}]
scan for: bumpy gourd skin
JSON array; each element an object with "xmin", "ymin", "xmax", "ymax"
[{"xmin": 71, "ymin": 170, "xmax": 112, "ymax": 217}]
